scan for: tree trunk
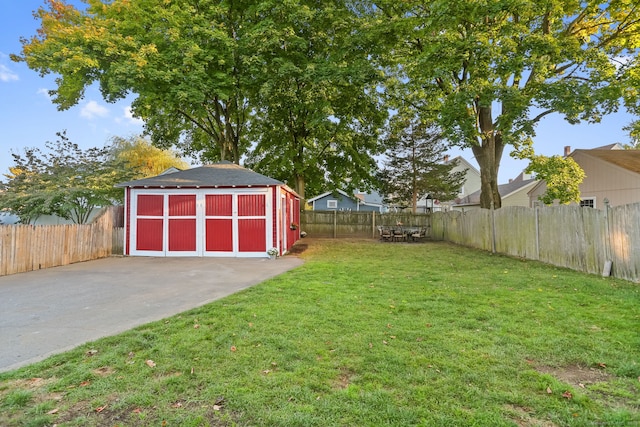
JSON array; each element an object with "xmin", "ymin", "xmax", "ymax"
[
  {"xmin": 295, "ymin": 174, "xmax": 305, "ymax": 202},
  {"xmin": 473, "ymin": 105, "xmax": 505, "ymax": 209}
]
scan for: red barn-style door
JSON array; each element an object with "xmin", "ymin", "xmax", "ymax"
[
  {"xmin": 204, "ymin": 192, "xmax": 268, "ymax": 257},
  {"xmin": 166, "ymin": 194, "xmax": 198, "ymax": 256},
  {"xmin": 237, "ymin": 194, "xmax": 267, "ymax": 254}
]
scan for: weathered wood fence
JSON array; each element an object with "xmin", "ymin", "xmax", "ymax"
[
  {"xmin": 301, "ymin": 202, "xmax": 640, "ymax": 283},
  {"xmin": 0, "ymin": 206, "xmax": 121, "ymax": 277}
]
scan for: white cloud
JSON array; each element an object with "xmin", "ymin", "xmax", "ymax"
[
  {"xmin": 80, "ymin": 100, "xmax": 109, "ymax": 119},
  {"xmin": 123, "ymin": 105, "xmax": 144, "ymax": 125},
  {"xmin": 0, "ymin": 64, "xmax": 18, "ymax": 82},
  {"xmin": 37, "ymin": 88, "xmax": 52, "ymax": 100}
]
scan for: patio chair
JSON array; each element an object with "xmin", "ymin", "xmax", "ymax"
[
  {"xmin": 392, "ymin": 227, "xmax": 405, "ymax": 242},
  {"xmin": 379, "ymin": 226, "xmax": 393, "ymax": 242},
  {"xmin": 410, "ymin": 227, "xmax": 427, "ymax": 242}
]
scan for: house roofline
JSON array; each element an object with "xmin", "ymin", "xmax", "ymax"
[{"xmin": 306, "ymin": 189, "xmax": 352, "ymax": 203}]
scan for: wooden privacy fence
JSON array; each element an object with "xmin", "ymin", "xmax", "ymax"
[
  {"xmin": 301, "ymin": 210, "xmax": 432, "ymax": 239},
  {"xmin": 301, "ymin": 203, "xmax": 640, "ymax": 282},
  {"xmin": 0, "ymin": 206, "xmax": 120, "ymax": 277}
]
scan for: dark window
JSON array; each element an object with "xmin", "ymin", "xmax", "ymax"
[{"xmin": 579, "ymin": 198, "xmax": 595, "ymax": 208}]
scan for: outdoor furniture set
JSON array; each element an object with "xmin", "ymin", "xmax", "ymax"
[{"xmin": 378, "ymin": 225, "xmax": 428, "ymax": 242}]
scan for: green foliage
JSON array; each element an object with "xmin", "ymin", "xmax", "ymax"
[
  {"xmin": 14, "ymin": 0, "xmax": 385, "ymax": 200},
  {"xmin": 622, "ymin": 121, "xmax": 640, "ymax": 149},
  {"xmin": 0, "ymin": 131, "xmax": 135, "ymax": 224},
  {"xmin": 110, "ymin": 135, "xmax": 190, "ymax": 178},
  {"xmin": 230, "ymin": 0, "xmax": 387, "ymax": 199},
  {"xmin": 375, "ymin": 0, "xmax": 640, "ymax": 208},
  {"xmin": 378, "ymin": 114, "xmax": 466, "ymax": 212},
  {"xmin": 527, "ymin": 155, "xmax": 586, "ymax": 205}
]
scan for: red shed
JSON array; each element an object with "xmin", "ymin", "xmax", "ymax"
[{"xmin": 116, "ymin": 162, "xmax": 301, "ymax": 258}]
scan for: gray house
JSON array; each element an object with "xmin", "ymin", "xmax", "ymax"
[{"xmin": 306, "ymin": 189, "xmax": 385, "ymax": 212}]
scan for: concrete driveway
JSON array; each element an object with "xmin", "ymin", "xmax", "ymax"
[{"xmin": 0, "ymin": 255, "xmax": 303, "ymax": 373}]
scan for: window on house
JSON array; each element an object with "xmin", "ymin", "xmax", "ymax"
[
  {"xmin": 579, "ymin": 198, "xmax": 595, "ymax": 208},
  {"xmin": 327, "ymin": 200, "xmax": 338, "ymax": 209}
]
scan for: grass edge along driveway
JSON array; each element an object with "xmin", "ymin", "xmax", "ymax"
[{"xmin": 1, "ymin": 239, "xmax": 638, "ymax": 426}]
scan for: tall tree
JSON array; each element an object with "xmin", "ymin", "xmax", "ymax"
[
  {"xmin": 378, "ymin": 115, "xmax": 466, "ymax": 213},
  {"xmin": 243, "ymin": 0, "xmax": 386, "ymax": 199},
  {"xmin": 13, "ymin": 0, "xmax": 259, "ymax": 164},
  {"xmin": 374, "ymin": 0, "xmax": 640, "ymax": 208},
  {"xmin": 1, "ymin": 131, "xmax": 133, "ymax": 224}
]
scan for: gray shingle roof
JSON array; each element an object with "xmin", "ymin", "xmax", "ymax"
[
  {"xmin": 455, "ymin": 178, "xmax": 537, "ymax": 206},
  {"xmin": 116, "ymin": 161, "xmax": 284, "ymax": 188}
]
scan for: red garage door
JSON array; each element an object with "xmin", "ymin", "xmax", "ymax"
[
  {"xmin": 205, "ymin": 194, "xmax": 233, "ymax": 252},
  {"xmin": 136, "ymin": 194, "xmax": 164, "ymax": 251},
  {"xmin": 167, "ymin": 194, "xmax": 196, "ymax": 253},
  {"xmin": 238, "ymin": 194, "xmax": 266, "ymax": 253}
]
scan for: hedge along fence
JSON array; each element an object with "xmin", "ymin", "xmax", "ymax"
[
  {"xmin": 301, "ymin": 202, "xmax": 640, "ymax": 283},
  {"xmin": 0, "ymin": 206, "xmax": 120, "ymax": 277}
]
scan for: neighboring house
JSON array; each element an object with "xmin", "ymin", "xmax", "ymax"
[
  {"xmin": 416, "ymin": 155, "xmax": 482, "ymax": 212},
  {"xmin": 116, "ymin": 161, "xmax": 301, "ymax": 258},
  {"xmin": 453, "ymin": 171, "xmax": 538, "ymax": 210},
  {"xmin": 306, "ymin": 189, "xmax": 385, "ymax": 212},
  {"xmin": 528, "ymin": 145, "xmax": 640, "ymax": 208}
]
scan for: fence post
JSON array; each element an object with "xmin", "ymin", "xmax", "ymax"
[
  {"xmin": 372, "ymin": 211, "xmax": 376, "ymax": 239},
  {"xmin": 602, "ymin": 199, "xmax": 612, "ymax": 277},
  {"xmin": 534, "ymin": 201, "xmax": 540, "ymax": 261},
  {"xmin": 490, "ymin": 201, "xmax": 496, "ymax": 254}
]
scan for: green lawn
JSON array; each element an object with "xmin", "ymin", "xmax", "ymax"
[{"xmin": 1, "ymin": 239, "xmax": 638, "ymax": 426}]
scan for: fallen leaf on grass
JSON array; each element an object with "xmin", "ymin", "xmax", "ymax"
[
  {"xmin": 546, "ymin": 387, "xmax": 553, "ymax": 394},
  {"xmin": 95, "ymin": 405, "xmax": 107, "ymax": 413},
  {"xmin": 47, "ymin": 408, "xmax": 59, "ymax": 415},
  {"xmin": 79, "ymin": 381, "xmax": 90, "ymax": 387},
  {"xmin": 598, "ymin": 362, "xmax": 607, "ymax": 368},
  {"xmin": 383, "ymin": 340, "xmax": 388, "ymax": 345},
  {"xmin": 132, "ymin": 408, "xmax": 142, "ymax": 414},
  {"xmin": 368, "ymin": 342, "xmax": 373, "ymax": 348},
  {"xmin": 86, "ymin": 349, "xmax": 98, "ymax": 357},
  {"xmin": 193, "ymin": 324, "xmax": 200, "ymax": 329},
  {"xmin": 171, "ymin": 402, "xmax": 183, "ymax": 408},
  {"xmin": 213, "ymin": 405, "xmax": 222, "ymax": 411},
  {"xmin": 230, "ymin": 346, "xmax": 237, "ymax": 352},
  {"xmin": 145, "ymin": 359, "xmax": 156, "ymax": 368},
  {"xmin": 562, "ymin": 391, "xmax": 573, "ymax": 399}
]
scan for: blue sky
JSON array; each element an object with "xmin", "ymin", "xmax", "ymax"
[{"xmin": 1, "ymin": 1, "xmax": 636, "ymax": 185}]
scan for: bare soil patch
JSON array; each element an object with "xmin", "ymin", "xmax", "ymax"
[{"xmin": 535, "ymin": 363, "xmax": 612, "ymax": 388}]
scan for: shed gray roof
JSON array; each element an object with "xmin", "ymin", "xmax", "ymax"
[{"xmin": 116, "ymin": 161, "xmax": 284, "ymax": 188}]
